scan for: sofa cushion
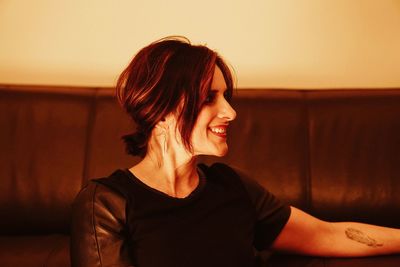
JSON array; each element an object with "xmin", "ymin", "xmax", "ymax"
[
  {"xmin": 307, "ymin": 90, "xmax": 400, "ymax": 227},
  {"xmin": 0, "ymin": 86, "xmax": 95, "ymax": 234},
  {"xmin": 0, "ymin": 234, "xmax": 70, "ymax": 267}
]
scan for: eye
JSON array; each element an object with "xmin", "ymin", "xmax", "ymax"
[
  {"xmin": 204, "ymin": 92, "xmax": 216, "ymax": 104},
  {"xmin": 223, "ymin": 90, "xmax": 232, "ymax": 102}
]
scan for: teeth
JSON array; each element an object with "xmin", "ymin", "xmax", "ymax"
[{"xmin": 210, "ymin": 127, "xmax": 226, "ymax": 134}]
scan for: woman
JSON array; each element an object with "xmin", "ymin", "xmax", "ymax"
[{"xmin": 70, "ymin": 37, "xmax": 400, "ymax": 267}]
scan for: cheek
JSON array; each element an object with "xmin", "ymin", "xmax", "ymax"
[
  {"xmin": 196, "ymin": 120, "xmax": 213, "ymax": 138},
  {"xmin": 192, "ymin": 122, "xmax": 209, "ymax": 142},
  {"xmin": 196, "ymin": 107, "xmax": 214, "ymax": 125},
  {"xmin": 192, "ymin": 109, "xmax": 214, "ymax": 140}
]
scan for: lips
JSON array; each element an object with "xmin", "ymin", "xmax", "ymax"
[{"xmin": 208, "ymin": 125, "xmax": 228, "ymax": 138}]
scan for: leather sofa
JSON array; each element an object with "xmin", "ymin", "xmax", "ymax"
[{"xmin": 1, "ymin": 84, "xmax": 400, "ymax": 267}]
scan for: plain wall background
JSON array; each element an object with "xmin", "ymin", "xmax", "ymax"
[{"xmin": 1, "ymin": 0, "xmax": 400, "ymax": 89}]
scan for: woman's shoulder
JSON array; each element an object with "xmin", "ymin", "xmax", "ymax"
[
  {"xmin": 72, "ymin": 169, "xmax": 133, "ymax": 212},
  {"xmin": 70, "ymin": 171, "xmax": 132, "ymax": 266},
  {"xmin": 201, "ymin": 162, "xmax": 274, "ymax": 199},
  {"xmin": 91, "ymin": 169, "xmax": 133, "ymax": 198},
  {"xmin": 71, "ymin": 170, "xmax": 130, "ymax": 227}
]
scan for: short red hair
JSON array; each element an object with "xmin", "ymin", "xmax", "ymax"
[{"xmin": 116, "ymin": 36, "xmax": 234, "ymax": 157}]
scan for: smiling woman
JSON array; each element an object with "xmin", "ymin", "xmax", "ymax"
[
  {"xmin": 70, "ymin": 37, "xmax": 289, "ymax": 267},
  {"xmin": 70, "ymin": 37, "xmax": 400, "ymax": 267}
]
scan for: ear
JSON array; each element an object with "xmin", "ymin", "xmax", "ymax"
[
  {"xmin": 155, "ymin": 113, "xmax": 176, "ymax": 130},
  {"xmin": 163, "ymin": 113, "xmax": 177, "ymax": 125}
]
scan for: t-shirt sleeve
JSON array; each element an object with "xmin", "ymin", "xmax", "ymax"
[{"xmin": 233, "ymin": 167, "xmax": 291, "ymax": 251}]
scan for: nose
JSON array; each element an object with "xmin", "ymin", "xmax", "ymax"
[{"xmin": 218, "ymin": 99, "xmax": 237, "ymax": 121}]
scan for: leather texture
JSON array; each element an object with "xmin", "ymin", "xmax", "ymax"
[
  {"xmin": 70, "ymin": 182, "xmax": 133, "ymax": 267},
  {"xmin": 1, "ymin": 85, "xmax": 400, "ymax": 266}
]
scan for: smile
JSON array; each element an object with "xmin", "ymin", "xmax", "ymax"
[{"xmin": 209, "ymin": 126, "xmax": 227, "ymax": 138}]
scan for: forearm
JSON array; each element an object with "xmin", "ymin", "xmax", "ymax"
[
  {"xmin": 325, "ymin": 221, "xmax": 400, "ymax": 257},
  {"xmin": 272, "ymin": 207, "xmax": 400, "ymax": 258}
]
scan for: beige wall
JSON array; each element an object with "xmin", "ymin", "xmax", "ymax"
[{"xmin": 0, "ymin": 0, "xmax": 399, "ymax": 89}]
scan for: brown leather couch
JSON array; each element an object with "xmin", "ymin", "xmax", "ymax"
[{"xmin": 1, "ymin": 84, "xmax": 400, "ymax": 267}]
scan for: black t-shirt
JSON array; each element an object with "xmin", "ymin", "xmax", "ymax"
[{"xmin": 90, "ymin": 163, "xmax": 291, "ymax": 267}]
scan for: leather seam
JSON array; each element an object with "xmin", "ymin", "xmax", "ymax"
[{"xmin": 92, "ymin": 183, "xmax": 103, "ymax": 267}]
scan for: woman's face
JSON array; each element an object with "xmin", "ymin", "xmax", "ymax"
[{"xmin": 191, "ymin": 66, "xmax": 237, "ymax": 157}]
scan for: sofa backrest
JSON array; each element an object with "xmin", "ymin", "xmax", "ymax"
[
  {"xmin": 0, "ymin": 86, "xmax": 97, "ymax": 234},
  {"xmin": 1, "ymin": 85, "xmax": 400, "ymax": 234}
]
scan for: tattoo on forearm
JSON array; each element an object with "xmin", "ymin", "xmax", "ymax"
[{"xmin": 345, "ymin": 228, "xmax": 383, "ymax": 248}]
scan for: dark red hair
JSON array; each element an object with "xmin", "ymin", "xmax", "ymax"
[{"xmin": 116, "ymin": 36, "xmax": 234, "ymax": 157}]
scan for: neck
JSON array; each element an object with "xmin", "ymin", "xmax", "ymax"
[{"xmin": 130, "ymin": 144, "xmax": 200, "ymax": 198}]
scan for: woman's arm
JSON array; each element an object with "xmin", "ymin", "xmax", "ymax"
[
  {"xmin": 70, "ymin": 181, "xmax": 134, "ymax": 267},
  {"xmin": 271, "ymin": 206, "xmax": 400, "ymax": 257}
]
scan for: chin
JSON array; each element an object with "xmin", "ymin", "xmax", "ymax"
[
  {"xmin": 194, "ymin": 143, "xmax": 229, "ymax": 157},
  {"xmin": 211, "ymin": 146, "xmax": 228, "ymax": 157},
  {"xmin": 195, "ymin": 148, "xmax": 228, "ymax": 157}
]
